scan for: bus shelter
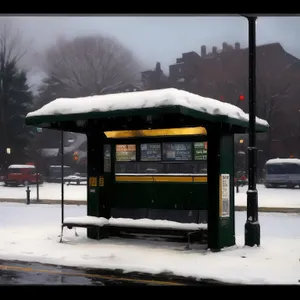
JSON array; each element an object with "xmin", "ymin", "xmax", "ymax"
[{"xmin": 25, "ymin": 88, "xmax": 268, "ymax": 251}]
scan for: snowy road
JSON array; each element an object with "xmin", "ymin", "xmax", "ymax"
[{"xmin": 0, "ymin": 260, "xmax": 225, "ymax": 285}]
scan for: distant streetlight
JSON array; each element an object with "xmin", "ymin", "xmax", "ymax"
[{"xmin": 6, "ymin": 148, "xmax": 11, "ymax": 155}]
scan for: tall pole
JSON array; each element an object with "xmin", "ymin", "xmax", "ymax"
[
  {"xmin": 61, "ymin": 130, "xmax": 64, "ymax": 225},
  {"xmin": 245, "ymin": 16, "xmax": 260, "ymax": 247}
]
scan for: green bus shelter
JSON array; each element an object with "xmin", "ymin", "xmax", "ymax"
[{"xmin": 25, "ymin": 88, "xmax": 268, "ymax": 251}]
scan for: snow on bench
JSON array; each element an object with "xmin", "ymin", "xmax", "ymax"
[
  {"xmin": 63, "ymin": 216, "xmax": 207, "ymax": 231},
  {"xmin": 108, "ymin": 217, "xmax": 207, "ymax": 231},
  {"xmin": 63, "ymin": 216, "xmax": 109, "ymax": 227}
]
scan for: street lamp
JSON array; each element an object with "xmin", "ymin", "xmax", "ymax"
[{"xmin": 243, "ymin": 15, "xmax": 260, "ymax": 247}]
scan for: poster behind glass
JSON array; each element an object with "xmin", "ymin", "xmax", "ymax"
[
  {"xmin": 116, "ymin": 144, "xmax": 136, "ymax": 161},
  {"xmin": 162, "ymin": 142, "xmax": 192, "ymax": 161}
]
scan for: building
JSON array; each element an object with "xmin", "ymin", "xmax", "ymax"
[{"xmin": 147, "ymin": 42, "xmax": 300, "ymax": 160}]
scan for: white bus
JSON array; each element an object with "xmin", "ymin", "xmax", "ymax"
[{"xmin": 265, "ymin": 158, "xmax": 300, "ymax": 188}]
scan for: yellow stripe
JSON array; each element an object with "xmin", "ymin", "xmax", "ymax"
[
  {"xmin": 116, "ymin": 175, "xmax": 207, "ymax": 183},
  {"xmin": 105, "ymin": 127, "xmax": 207, "ymax": 138},
  {"xmin": 193, "ymin": 176, "xmax": 207, "ymax": 183},
  {"xmin": 116, "ymin": 176, "xmax": 154, "ymax": 182},
  {"xmin": 0, "ymin": 265, "xmax": 185, "ymax": 286}
]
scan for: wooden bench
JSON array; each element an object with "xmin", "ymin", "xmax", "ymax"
[{"xmin": 60, "ymin": 214, "xmax": 208, "ymax": 249}]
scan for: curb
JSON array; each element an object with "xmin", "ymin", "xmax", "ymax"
[
  {"xmin": 235, "ymin": 206, "xmax": 300, "ymax": 214},
  {"xmin": 0, "ymin": 199, "xmax": 300, "ymax": 213},
  {"xmin": 0, "ymin": 198, "xmax": 86, "ymax": 205}
]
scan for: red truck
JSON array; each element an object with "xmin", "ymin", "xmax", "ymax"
[{"xmin": 4, "ymin": 164, "xmax": 43, "ymax": 187}]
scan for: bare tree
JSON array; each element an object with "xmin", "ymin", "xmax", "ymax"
[
  {"xmin": 0, "ymin": 18, "xmax": 34, "ymax": 70},
  {"xmin": 0, "ymin": 19, "xmax": 32, "ymax": 167},
  {"xmin": 41, "ymin": 34, "xmax": 142, "ymax": 97}
]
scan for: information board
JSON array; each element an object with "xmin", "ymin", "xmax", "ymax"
[
  {"xmin": 194, "ymin": 142, "xmax": 207, "ymax": 161},
  {"xmin": 219, "ymin": 174, "xmax": 230, "ymax": 218},
  {"xmin": 116, "ymin": 144, "xmax": 136, "ymax": 161},
  {"xmin": 140, "ymin": 143, "xmax": 162, "ymax": 161},
  {"xmin": 104, "ymin": 144, "xmax": 111, "ymax": 172},
  {"xmin": 163, "ymin": 142, "xmax": 192, "ymax": 161}
]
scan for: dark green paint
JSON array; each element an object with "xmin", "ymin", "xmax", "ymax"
[
  {"xmin": 207, "ymin": 125, "xmax": 235, "ymax": 251},
  {"xmin": 113, "ymin": 182, "xmax": 207, "ymax": 210}
]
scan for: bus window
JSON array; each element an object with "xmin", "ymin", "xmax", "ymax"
[
  {"xmin": 284, "ymin": 163, "xmax": 300, "ymax": 174},
  {"xmin": 266, "ymin": 164, "xmax": 285, "ymax": 174}
]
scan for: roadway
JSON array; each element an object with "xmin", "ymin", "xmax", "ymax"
[{"xmin": 0, "ymin": 260, "xmax": 227, "ymax": 286}]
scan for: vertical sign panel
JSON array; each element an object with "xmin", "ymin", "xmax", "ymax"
[{"xmin": 219, "ymin": 174, "xmax": 230, "ymax": 218}]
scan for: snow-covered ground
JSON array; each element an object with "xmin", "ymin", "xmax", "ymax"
[
  {"xmin": 235, "ymin": 185, "xmax": 300, "ymax": 208},
  {"xmin": 0, "ymin": 182, "xmax": 86, "ymax": 201},
  {"xmin": 0, "ymin": 202, "xmax": 299, "ymax": 284},
  {"xmin": 1, "ymin": 182, "xmax": 300, "ymax": 209}
]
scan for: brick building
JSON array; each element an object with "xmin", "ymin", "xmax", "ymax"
[{"xmin": 142, "ymin": 42, "xmax": 300, "ymax": 160}]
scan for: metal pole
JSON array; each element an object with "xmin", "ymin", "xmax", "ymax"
[
  {"xmin": 36, "ymin": 162, "xmax": 39, "ymax": 202},
  {"xmin": 245, "ymin": 16, "xmax": 260, "ymax": 247},
  {"xmin": 61, "ymin": 130, "xmax": 64, "ymax": 225}
]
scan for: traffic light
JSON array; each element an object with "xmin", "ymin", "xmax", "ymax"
[
  {"xmin": 239, "ymin": 95, "xmax": 245, "ymax": 101},
  {"xmin": 73, "ymin": 151, "xmax": 79, "ymax": 161}
]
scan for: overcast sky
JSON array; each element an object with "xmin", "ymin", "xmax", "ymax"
[{"xmin": 2, "ymin": 15, "xmax": 300, "ymax": 90}]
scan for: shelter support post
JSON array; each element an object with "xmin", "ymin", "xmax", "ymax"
[
  {"xmin": 244, "ymin": 15, "xmax": 260, "ymax": 247},
  {"xmin": 87, "ymin": 127, "xmax": 111, "ymax": 240},
  {"xmin": 207, "ymin": 125, "xmax": 235, "ymax": 251}
]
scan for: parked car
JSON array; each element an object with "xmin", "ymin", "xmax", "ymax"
[
  {"xmin": 63, "ymin": 172, "xmax": 87, "ymax": 185},
  {"xmin": 47, "ymin": 165, "xmax": 73, "ymax": 182},
  {"xmin": 4, "ymin": 164, "xmax": 43, "ymax": 187}
]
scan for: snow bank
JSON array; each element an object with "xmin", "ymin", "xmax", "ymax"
[
  {"xmin": 0, "ymin": 203, "xmax": 299, "ymax": 284},
  {"xmin": 26, "ymin": 88, "xmax": 268, "ymax": 127}
]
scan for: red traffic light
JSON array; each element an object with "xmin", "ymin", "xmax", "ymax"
[
  {"xmin": 73, "ymin": 151, "xmax": 79, "ymax": 161},
  {"xmin": 239, "ymin": 95, "xmax": 245, "ymax": 101}
]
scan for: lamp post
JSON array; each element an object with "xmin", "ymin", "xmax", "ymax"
[
  {"xmin": 244, "ymin": 15, "xmax": 260, "ymax": 247},
  {"xmin": 236, "ymin": 139, "xmax": 245, "ymax": 193}
]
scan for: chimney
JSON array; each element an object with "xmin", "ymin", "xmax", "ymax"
[
  {"xmin": 212, "ymin": 46, "xmax": 217, "ymax": 55},
  {"xmin": 235, "ymin": 42, "xmax": 241, "ymax": 50},
  {"xmin": 201, "ymin": 45, "xmax": 206, "ymax": 57},
  {"xmin": 155, "ymin": 62, "xmax": 161, "ymax": 72},
  {"xmin": 222, "ymin": 42, "xmax": 228, "ymax": 51}
]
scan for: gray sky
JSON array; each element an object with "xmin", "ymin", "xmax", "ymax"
[{"xmin": 3, "ymin": 15, "xmax": 300, "ymax": 90}]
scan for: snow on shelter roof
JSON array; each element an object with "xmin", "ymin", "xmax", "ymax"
[{"xmin": 25, "ymin": 88, "xmax": 269, "ymax": 130}]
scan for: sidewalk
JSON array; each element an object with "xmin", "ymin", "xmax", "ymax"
[{"xmin": 1, "ymin": 198, "xmax": 300, "ymax": 213}]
